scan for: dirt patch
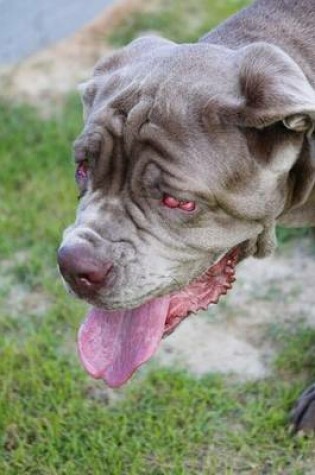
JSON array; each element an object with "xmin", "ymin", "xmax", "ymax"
[
  {"xmin": 5, "ymin": 285, "xmax": 51, "ymax": 318},
  {"xmin": 0, "ymin": 0, "xmax": 147, "ymax": 108},
  {"xmin": 158, "ymin": 318, "xmax": 268, "ymax": 380},
  {"xmin": 155, "ymin": 241, "xmax": 315, "ymax": 380},
  {"xmin": 1, "ymin": 251, "xmax": 51, "ymax": 319}
]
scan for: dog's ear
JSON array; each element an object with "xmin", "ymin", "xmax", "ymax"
[
  {"xmin": 93, "ymin": 35, "xmax": 174, "ymax": 76},
  {"xmin": 226, "ymin": 43, "xmax": 315, "ymax": 134},
  {"xmin": 238, "ymin": 44, "xmax": 315, "ymax": 206},
  {"xmin": 77, "ymin": 35, "xmax": 174, "ymax": 120},
  {"xmin": 78, "ymin": 80, "xmax": 97, "ymax": 120},
  {"xmin": 212, "ymin": 43, "xmax": 315, "ymax": 249}
]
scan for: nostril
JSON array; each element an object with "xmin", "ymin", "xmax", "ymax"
[
  {"xmin": 57, "ymin": 243, "xmax": 113, "ymax": 290},
  {"xmin": 77, "ymin": 274, "xmax": 94, "ymax": 286},
  {"xmin": 75, "ymin": 266, "xmax": 113, "ymax": 290},
  {"xmin": 77, "ymin": 271, "xmax": 107, "ymax": 285}
]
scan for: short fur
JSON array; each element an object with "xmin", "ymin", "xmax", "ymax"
[{"xmin": 60, "ymin": 0, "xmax": 315, "ymax": 431}]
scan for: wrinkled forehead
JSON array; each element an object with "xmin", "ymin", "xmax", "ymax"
[
  {"xmin": 75, "ymin": 40, "xmax": 243, "ymax": 192},
  {"xmin": 81, "ymin": 40, "xmax": 236, "ymax": 122}
]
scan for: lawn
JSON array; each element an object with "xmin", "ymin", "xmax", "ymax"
[{"xmin": 1, "ymin": 1, "xmax": 315, "ymax": 473}]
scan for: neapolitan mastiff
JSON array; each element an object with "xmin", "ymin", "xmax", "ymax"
[{"xmin": 58, "ymin": 0, "xmax": 315, "ymax": 432}]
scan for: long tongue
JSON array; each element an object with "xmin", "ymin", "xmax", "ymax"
[{"xmin": 77, "ymin": 297, "xmax": 170, "ymax": 388}]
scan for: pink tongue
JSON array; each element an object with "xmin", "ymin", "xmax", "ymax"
[{"xmin": 77, "ymin": 297, "xmax": 170, "ymax": 388}]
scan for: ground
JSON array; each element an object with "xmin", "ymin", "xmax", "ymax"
[
  {"xmin": 1, "ymin": 0, "xmax": 315, "ymax": 473},
  {"xmin": 158, "ymin": 239, "xmax": 315, "ymax": 381}
]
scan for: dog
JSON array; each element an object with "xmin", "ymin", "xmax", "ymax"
[{"xmin": 58, "ymin": 0, "xmax": 315, "ymax": 433}]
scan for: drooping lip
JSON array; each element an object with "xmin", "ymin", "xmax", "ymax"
[
  {"xmin": 77, "ymin": 246, "xmax": 240, "ymax": 387},
  {"xmin": 163, "ymin": 246, "xmax": 239, "ymax": 336}
]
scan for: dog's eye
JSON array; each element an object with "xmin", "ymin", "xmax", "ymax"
[
  {"xmin": 179, "ymin": 201, "xmax": 196, "ymax": 211},
  {"xmin": 162, "ymin": 194, "xmax": 196, "ymax": 212},
  {"xmin": 162, "ymin": 194, "xmax": 180, "ymax": 208},
  {"xmin": 75, "ymin": 160, "xmax": 89, "ymax": 194}
]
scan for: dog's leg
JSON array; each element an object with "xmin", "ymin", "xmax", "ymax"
[{"xmin": 291, "ymin": 384, "xmax": 315, "ymax": 434}]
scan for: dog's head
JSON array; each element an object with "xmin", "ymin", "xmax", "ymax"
[{"xmin": 58, "ymin": 37, "xmax": 315, "ymax": 386}]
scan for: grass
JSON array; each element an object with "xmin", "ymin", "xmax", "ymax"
[
  {"xmin": 108, "ymin": 0, "xmax": 251, "ymax": 46},
  {"xmin": 1, "ymin": 0, "xmax": 314, "ymax": 473}
]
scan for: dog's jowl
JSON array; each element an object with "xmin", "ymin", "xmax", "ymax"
[{"xmin": 58, "ymin": 0, "xmax": 315, "ymax": 432}]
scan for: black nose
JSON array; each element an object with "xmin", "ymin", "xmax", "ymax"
[{"xmin": 57, "ymin": 243, "xmax": 113, "ymax": 297}]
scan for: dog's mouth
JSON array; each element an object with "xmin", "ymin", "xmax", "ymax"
[{"xmin": 78, "ymin": 247, "xmax": 239, "ymax": 387}]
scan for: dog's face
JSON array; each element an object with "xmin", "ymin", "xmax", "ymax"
[{"xmin": 58, "ymin": 37, "xmax": 315, "ymax": 387}]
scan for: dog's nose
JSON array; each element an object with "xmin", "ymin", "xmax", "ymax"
[{"xmin": 57, "ymin": 243, "xmax": 112, "ymax": 295}]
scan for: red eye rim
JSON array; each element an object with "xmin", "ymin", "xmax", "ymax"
[
  {"xmin": 162, "ymin": 195, "xmax": 180, "ymax": 208},
  {"xmin": 162, "ymin": 194, "xmax": 196, "ymax": 212},
  {"xmin": 75, "ymin": 160, "xmax": 89, "ymax": 198},
  {"xmin": 179, "ymin": 201, "xmax": 196, "ymax": 212},
  {"xmin": 75, "ymin": 160, "xmax": 89, "ymax": 185}
]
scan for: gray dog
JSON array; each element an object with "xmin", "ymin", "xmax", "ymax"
[{"xmin": 58, "ymin": 0, "xmax": 315, "ymax": 432}]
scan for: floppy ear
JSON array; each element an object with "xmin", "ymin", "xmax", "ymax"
[
  {"xmin": 215, "ymin": 43, "xmax": 315, "ymax": 254},
  {"xmin": 93, "ymin": 34, "xmax": 174, "ymax": 76},
  {"xmin": 77, "ymin": 35, "xmax": 175, "ymax": 120},
  {"xmin": 229, "ymin": 43, "xmax": 315, "ymax": 134},
  {"xmin": 227, "ymin": 42, "xmax": 315, "ymax": 203},
  {"xmin": 78, "ymin": 80, "xmax": 97, "ymax": 120}
]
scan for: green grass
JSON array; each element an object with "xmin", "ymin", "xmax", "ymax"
[
  {"xmin": 1, "ymin": 1, "xmax": 315, "ymax": 473},
  {"xmin": 108, "ymin": 0, "xmax": 251, "ymax": 46},
  {"xmin": 276, "ymin": 227, "xmax": 313, "ymax": 246}
]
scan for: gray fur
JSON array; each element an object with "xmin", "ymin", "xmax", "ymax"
[{"xmin": 60, "ymin": 0, "xmax": 315, "ymax": 308}]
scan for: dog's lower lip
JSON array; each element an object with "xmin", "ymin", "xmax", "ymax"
[{"xmin": 162, "ymin": 246, "xmax": 239, "ymax": 335}]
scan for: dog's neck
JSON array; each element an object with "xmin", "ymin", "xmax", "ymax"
[
  {"xmin": 279, "ymin": 184, "xmax": 315, "ymax": 227},
  {"xmin": 279, "ymin": 135, "xmax": 315, "ymax": 227},
  {"xmin": 200, "ymin": 0, "xmax": 315, "ymax": 86}
]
